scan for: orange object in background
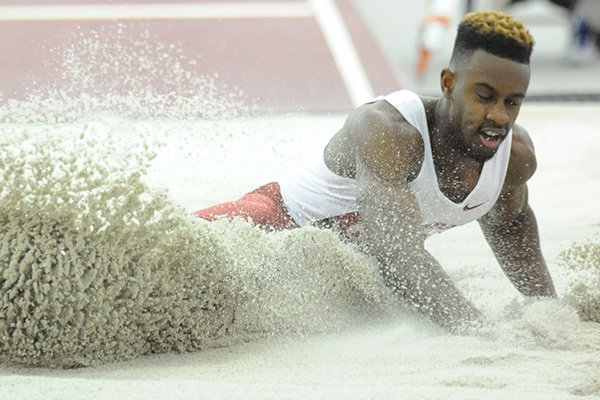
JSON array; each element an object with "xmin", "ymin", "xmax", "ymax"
[{"xmin": 416, "ymin": 0, "xmax": 460, "ymax": 76}]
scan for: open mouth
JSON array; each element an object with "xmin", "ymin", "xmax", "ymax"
[{"xmin": 479, "ymin": 128, "xmax": 505, "ymax": 149}]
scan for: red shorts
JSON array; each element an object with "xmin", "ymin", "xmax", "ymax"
[
  {"xmin": 195, "ymin": 182, "xmax": 362, "ymax": 240},
  {"xmin": 194, "ymin": 182, "xmax": 298, "ymax": 231}
]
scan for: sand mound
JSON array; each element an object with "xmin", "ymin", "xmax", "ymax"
[
  {"xmin": 0, "ymin": 128, "xmax": 397, "ymax": 368},
  {"xmin": 559, "ymin": 237, "xmax": 600, "ymax": 323}
]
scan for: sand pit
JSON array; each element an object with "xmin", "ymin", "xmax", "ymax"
[{"xmin": 1, "ymin": 103, "xmax": 599, "ymax": 399}]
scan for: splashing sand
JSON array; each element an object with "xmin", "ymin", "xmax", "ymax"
[
  {"xmin": 559, "ymin": 237, "xmax": 600, "ymax": 323},
  {"xmin": 0, "ymin": 24, "xmax": 248, "ymax": 124},
  {"xmin": 0, "ymin": 121, "xmax": 403, "ymax": 367}
]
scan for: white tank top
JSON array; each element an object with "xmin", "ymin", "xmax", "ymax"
[{"xmin": 280, "ymin": 90, "xmax": 512, "ymax": 235}]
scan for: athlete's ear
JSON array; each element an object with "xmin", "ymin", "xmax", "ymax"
[{"xmin": 440, "ymin": 68, "xmax": 455, "ymax": 98}]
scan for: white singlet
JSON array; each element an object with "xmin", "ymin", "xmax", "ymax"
[{"xmin": 279, "ymin": 90, "xmax": 512, "ymax": 235}]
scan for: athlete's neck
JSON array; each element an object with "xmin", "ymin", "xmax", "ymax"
[{"xmin": 428, "ymin": 97, "xmax": 484, "ymax": 203}]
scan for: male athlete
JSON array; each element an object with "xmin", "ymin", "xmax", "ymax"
[{"xmin": 196, "ymin": 11, "xmax": 557, "ymax": 332}]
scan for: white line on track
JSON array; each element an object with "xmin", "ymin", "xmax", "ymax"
[
  {"xmin": 0, "ymin": 2, "xmax": 312, "ymax": 21},
  {"xmin": 307, "ymin": 0, "xmax": 374, "ymax": 107}
]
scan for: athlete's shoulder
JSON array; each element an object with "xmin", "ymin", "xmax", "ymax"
[
  {"xmin": 349, "ymin": 98, "xmax": 411, "ymax": 130},
  {"xmin": 349, "ymin": 99, "xmax": 424, "ymax": 181},
  {"xmin": 506, "ymin": 123, "xmax": 537, "ymax": 188},
  {"xmin": 348, "ymin": 98, "xmax": 425, "ymax": 151}
]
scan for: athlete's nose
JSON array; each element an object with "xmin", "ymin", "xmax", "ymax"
[{"xmin": 486, "ymin": 101, "xmax": 510, "ymax": 127}]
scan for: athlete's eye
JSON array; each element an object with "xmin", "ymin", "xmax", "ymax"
[{"xmin": 477, "ymin": 93, "xmax": 493, "ymax": 101}]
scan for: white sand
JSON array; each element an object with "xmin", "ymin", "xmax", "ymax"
[{"xmin": 1, "ymin": 103, "xmax": 600, "ymax": 399}]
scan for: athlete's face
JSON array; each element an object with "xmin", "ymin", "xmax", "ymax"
[{"xmin": 441, "ymin": 49, "xmax": 530, "ymax": 161}]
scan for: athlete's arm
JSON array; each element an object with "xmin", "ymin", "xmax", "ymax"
[
  {"xmin": 478, "ymin": 125, "xmax": 556, "ymax": 298},
  {"xmin": 348, "ymin": 102, "xmax": 485, "ymax": 332}
]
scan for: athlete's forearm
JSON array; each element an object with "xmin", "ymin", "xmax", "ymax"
[
  {"xmin": 377, "ymin": 250, "xmax": 485, "ymax": 333},
  {"xmin": 480, "ymin": 205, "xmax": 556, "ymax": 298}
]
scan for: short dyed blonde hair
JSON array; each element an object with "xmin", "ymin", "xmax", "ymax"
[
  {"xmin": 451, "ymin": 11, "xmax": 534, "ymax": 64},
  {"xmin": 462, "ymin": 11, "xmax": 534, "ymax": 47}
]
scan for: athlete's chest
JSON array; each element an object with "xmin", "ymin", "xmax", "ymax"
[{"xmin": 434, "ymin": 161, "xmax": 483, "ymax": 204}]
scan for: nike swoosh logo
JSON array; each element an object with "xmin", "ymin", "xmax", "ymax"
[{"xmin": 463, "ymin": 202, "xmax": 487, "ymax": 211}]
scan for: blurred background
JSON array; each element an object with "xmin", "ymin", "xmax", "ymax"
[
  {"xmin": 357, "ymin": 0, "xmax": 600, "ymax": 101},
  {"xmin": 0, "ymin": 0, "xmax": 598, "ymax": 114}
]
